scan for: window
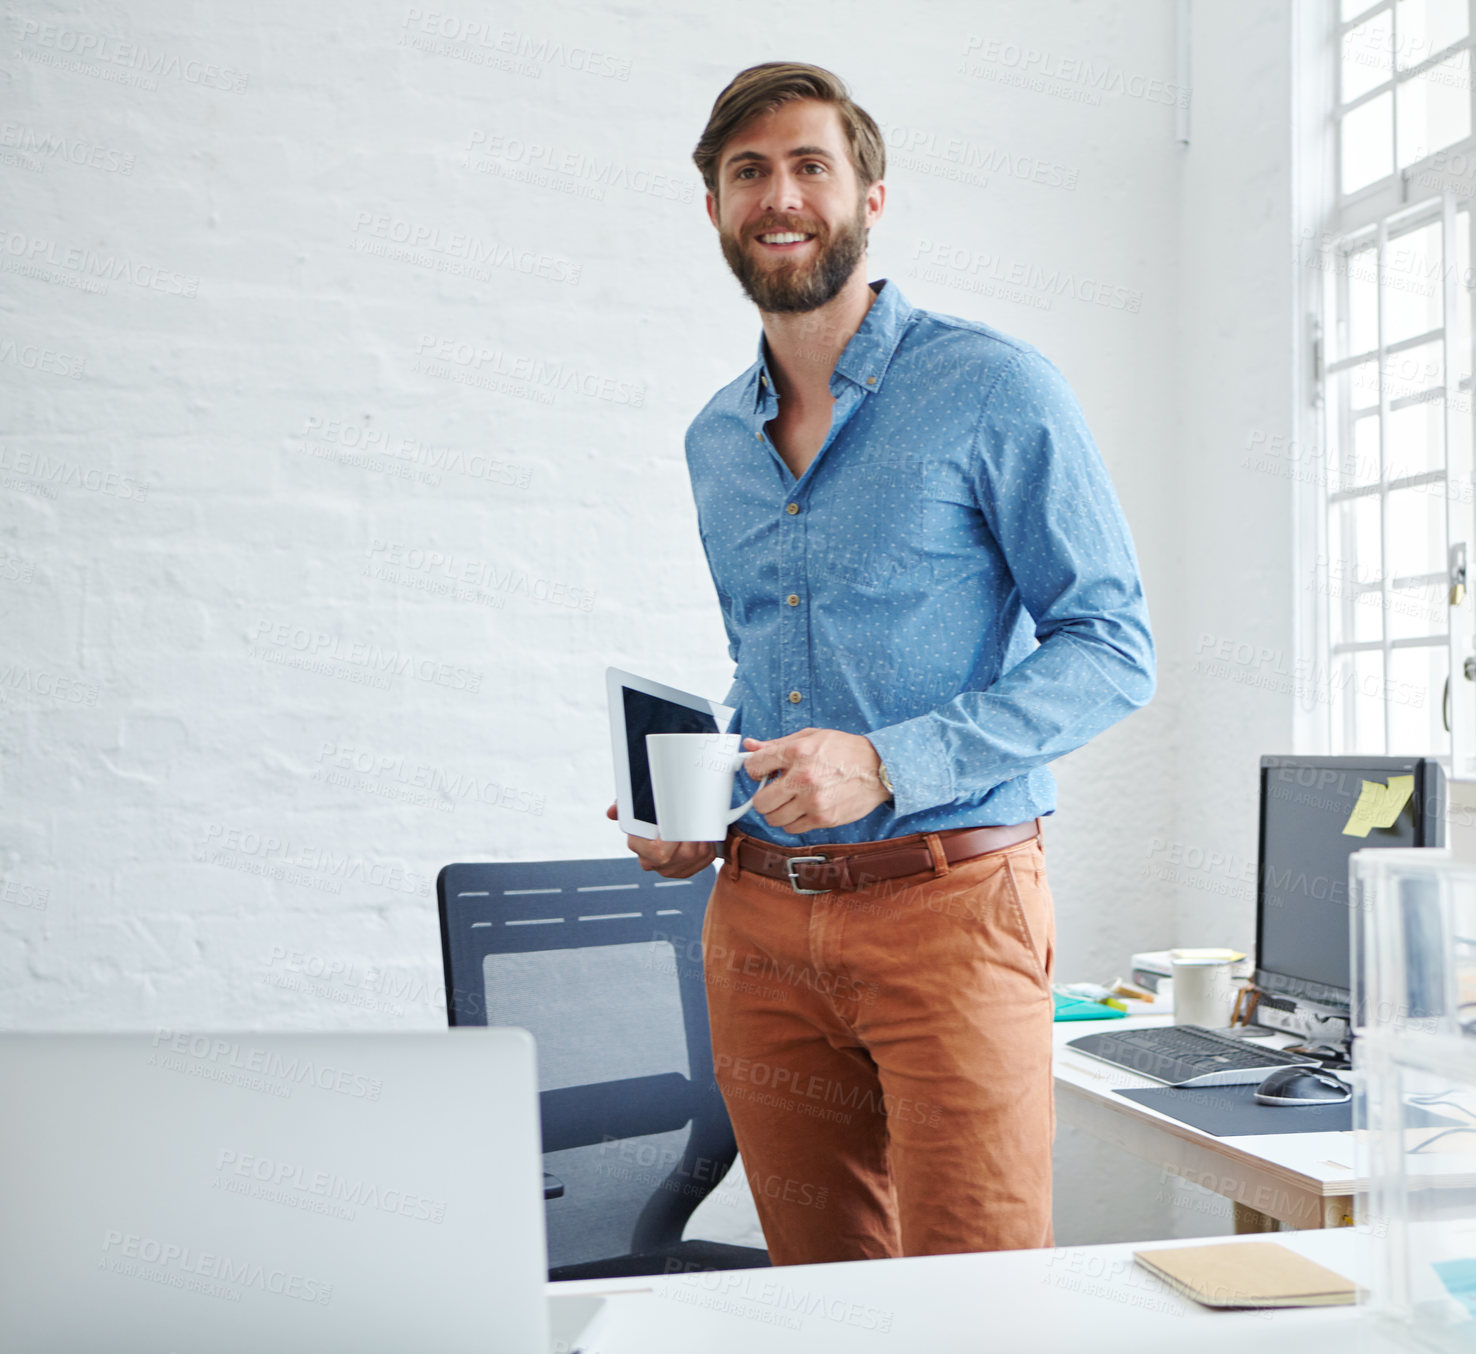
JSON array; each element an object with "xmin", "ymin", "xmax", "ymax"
[{"xmin": 1309, "ymin": 0, "xmax": 1476, "ymax": 771}]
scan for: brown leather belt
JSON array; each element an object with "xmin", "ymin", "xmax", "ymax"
[{"xmin": 729, "ymin": 819, "xmax": 1040, "ymax": 894}]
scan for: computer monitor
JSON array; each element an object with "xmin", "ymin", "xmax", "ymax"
[{"xmin": 1255, "ymin": 755, "xmax": 1445, "ymax": 1017}]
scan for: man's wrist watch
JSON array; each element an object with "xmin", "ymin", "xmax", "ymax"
[{"xmin": 877, "ymin": 761, "xmax": 894, "ymax": 801}]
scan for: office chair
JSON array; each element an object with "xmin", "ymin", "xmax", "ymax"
[{"xmin": 436, "ymin": 856, "xmax": 771, "ymax": 1281}]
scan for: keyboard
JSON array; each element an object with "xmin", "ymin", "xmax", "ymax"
[{"xmin": 1066, "ymin": 1024, "xmax": 1322, "ymax": 1087}]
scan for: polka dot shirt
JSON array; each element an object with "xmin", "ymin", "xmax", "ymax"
[{"xmin": 684, "ymin": 277, "xmax": 1156, "ymax": 847}]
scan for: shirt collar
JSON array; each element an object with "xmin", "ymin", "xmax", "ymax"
[{"xmin": 750, "ymin": 278, "xmax": 913, "ymax": 412}]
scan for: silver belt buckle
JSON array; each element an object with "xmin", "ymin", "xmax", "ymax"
[{"xmin": 785, "ymin": 854, "xmax": 831, "ymax": 894}]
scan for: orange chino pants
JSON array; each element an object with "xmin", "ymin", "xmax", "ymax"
[{"xmin": 702, "ymin": 824, "xmax": 1056, "ymax": 1265}]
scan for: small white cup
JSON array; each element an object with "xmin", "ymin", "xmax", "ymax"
[
  {"xmin": 1170, "ymin": 949, "xmax": 1238, "ymax": 1027},
  {"xmin": 646, "ymin": 732, "xmax": 771, "ymax": 842}
]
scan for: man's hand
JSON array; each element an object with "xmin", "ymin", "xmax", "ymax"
[
  {"xmin": 742, "ymin": 728, "xmax": 892, "ymax": 834},
  {"xmin": 605, "ymin": 802, "xmax": 718, "ymax": 878}
]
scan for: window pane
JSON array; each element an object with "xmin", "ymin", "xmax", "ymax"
[
  {"xmin": 1455, "ymin": 372, "xmax": 1472, "ymax": 470},
  {"xmin": 1388, "ymin": 577, "xmax": 1447, "ymax": 639},
  {"xmin": 1387, "ymin": 397, "xmax": 1445, "ymax": 478},
  {"xmin": 1397, "ymin": 0, "xmax": 1469, "ymax": 70},
  {"xmin": 1330, "ymin": 506, "xmax": 1385, "ymax": 647},
  {"xmin": 1344, "ymin": 11, "xmax": 1395, "ymax": 101},
  {"xmin": 1356, "ymin": 493, "xmax": 1385, "ymax": 582},
  {"xmin": 1388, "ymin": 645, "xmax": 1448, "ymax": 754},
  {"xmin": 1387, "ymin": 484, "xmax": 1447, "ymax": 575},
  {"xmin": 1350, "ymin": 411, "xmax": 1383, "ymax": 488},
  {"xmin": 1348, "ymin": 246, "xmax": 1380, "ymax": 354},
  {"xmin": 1343, "ymin": 92, "xmax": 1395, "ymax": 193},
  {"xmin": 1330, "ymin": 651, "xmax": 1353, "ymax": 751},
  {"xmin": 1343, "ymin": 0, "xmax": 1381, "ymax": 19},
  {"xmin": 1383, "ymin": 221, "xmax": 1443, "ymax": 343},
  {"xmin": 1355, "ymin": 581, "xmax": 1388, "ymax": 645},
  {"xmin": 1385, "ymin": 337, "xmax": 1445, "ymax": 402},
  {"xmin": 1338, "ymin": 492, "xmax": 1386, "ymax": 586},
  {"xmin": 1355, "ymin": 650, "xmax": 1390, "ymax": 751},
  {"xmin": 1398, "ymin": 50, "xmax": 1472, "ymax": 168},
  {"xmin": 1460, "ymin": 210, "xmax": 1472, "ymax": 386},
  {"xmin": 1351, "ymin": 358, "xmax": 1381, "ymax": 412}
]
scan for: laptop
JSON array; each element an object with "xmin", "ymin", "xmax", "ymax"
[{"xmin": 0, "ymin": 1029, "xmax": 609, "ymax": 1353}]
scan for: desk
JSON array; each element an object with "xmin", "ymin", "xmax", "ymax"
[
  {"xmin": 552, "ymin": 1227, "xmax": 1395, "ymax": 1354},
  {"xmin": 1054, "ymin": 1013, "xmax": 1357, "ymax": 1231}
]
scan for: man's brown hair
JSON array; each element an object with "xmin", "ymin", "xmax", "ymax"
[{"xmin": 692, "ymin": 62, "xmax": 886, "ymax": 207}]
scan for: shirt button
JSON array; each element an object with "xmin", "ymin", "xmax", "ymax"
[
  {"xmin": 786, "ymin": 594, "xmax": 800, "ymax": 606},
  {"xmin": 788, "ymin": 690, "xmax": 802, "ymax": 704},
  {"xmin": 755, "ymin": 430, "xmax": 763, "ymax": 440},
  {"xmin": 785, "ymin": 502, "xmax": 800, "ymax": 515},
  {"xmin": 866, "ymin": 376, "xmax": 876, "ymax": 385},
  {"xmin": 761, "ymin": 375, "xmax": 768, "ymax": 386}
]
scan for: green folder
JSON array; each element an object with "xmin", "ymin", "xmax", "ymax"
[{"xmin": 1052, "ymin": 991, "xmax": 1127, "ymax": 1022}]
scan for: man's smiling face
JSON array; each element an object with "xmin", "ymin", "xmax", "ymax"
[{"xmin": 707, "ymin": 98, "xmax": 882, "ymax": 315}]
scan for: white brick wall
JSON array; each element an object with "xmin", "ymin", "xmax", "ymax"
[{"xmin": 1, "ymin": 0, "xmax": 1297, "ymax": 1248}]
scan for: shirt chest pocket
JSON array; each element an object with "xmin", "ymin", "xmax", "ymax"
[{"xmin": 813, "ymin": 455, "xmax": 933, "ymax": 590}]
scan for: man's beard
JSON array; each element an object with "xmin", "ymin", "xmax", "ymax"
[{"xmin": 718, "ymin": 195, "xmax": 868, "ymax": 314}]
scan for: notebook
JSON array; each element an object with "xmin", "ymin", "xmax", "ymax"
[
  {"xmin": 1052, "ymin": 991, "xmax": 1126, "ymax": 1021},
  {"xmin": 1133, "ymin": 1241, "xmax": 1355, "ymax": 1309}
]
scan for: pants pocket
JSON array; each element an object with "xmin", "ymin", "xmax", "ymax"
[{"xmin": 1003, "ymin": 848, "xmax": 1054, "ymax": 990}]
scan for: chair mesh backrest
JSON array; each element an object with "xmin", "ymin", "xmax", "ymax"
[{"xmin": 437, "ymin": 857, "xmax": 731, "ymax": 1271}]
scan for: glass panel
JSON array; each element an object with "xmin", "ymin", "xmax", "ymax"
[
  {"xmin": 1387, "ymin": 576, "xmax": 1447, "ymax": 639},
  {"xmin": 1325, "ymin": 385, "xmax": 1346, "ymax": 493},
  {"xmin": 1355, "ymin": 649, "xmax": 1390, "ymax": 751},
  {"xmin": 1330, "ymin": 650, "xmax": 1354, "ymax": 752},
  {"xmin": 1455, "ymin": 371, "xmax": 1472, "ymax": 470},
  {"xmin": 1398, "ymin": 51, "xmax": 1472, "ymax": 168},
  {"xmin": 1387, "ymin": 398, "xmax": 1445, "ymax": 477},
  {"xmin": 1351, "ymin": 358, "xmax": 1381, "ymax": 413},
  {"xmin": 1357, "ymin": 580, "xmax": 1387, "ymax": 643},
  {"xmin": 1355, "ymin": 493, "xmax": 1386, "ymax": 582},
  {"xmin": 1330, "ymin": 502, "xmax": 1385, "ymax": 647},
  {"xmin": 1343, "ymin": 92, "xmax": 1395, "ymax": 194},
  {"xmin": 1460, "ymin": 210, "xmax": 1472, "ymax": 386},
  {"xmin": 1348, "ymin": 246, "xmax": 1380, "ymax": 355},
  {"xmin": 1396, "ymin": 0, "xmax": 1469, "ymax": 70},
  {"xmin": 1383, "ymin": 221, "xmax": 1443, "ymax": 344},
  {"xmin": 1342, "ymin": 578, "xmax": 1386, "ymax": 646},
  {"xmin": 1385, "ymin": 338, "xmax": 1445, "ymax": 403},
  {"xmin": 1345, "ymin": 11, "xmax": 1395, "ymax": 101},
  {"xmin": 1387, "ymin": 645, "xmax": 1448, "ymax": 754},
  {"xmin": 1352, "ymin": 411, "xmax": 1383, "ymax": 487},
  {"xmin": 1387, "ymin": 484, "xmax": 1448, "ymax": 575}
]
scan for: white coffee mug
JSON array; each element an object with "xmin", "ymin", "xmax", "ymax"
[
  {"xmin": 646, "ymin": 732, "xmax": 772, "ymax": 842},
  {"xmin": 1170, "ymin": 949, "xmax": 1238, "ymax": 1027}
]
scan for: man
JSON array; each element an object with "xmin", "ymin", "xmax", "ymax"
[{"xmin": 606, "ymin": 62, "xmax": 1154, "ymax": 1265}]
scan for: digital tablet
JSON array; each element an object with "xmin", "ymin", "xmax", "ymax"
[{"xmin": 607, "ymin": 666, "xmax": 736, "ymax": 839}]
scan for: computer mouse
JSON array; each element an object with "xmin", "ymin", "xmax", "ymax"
[{"xmin": 1253, "ymin": 1066, "xmax": 1351, "ymax": 1106}]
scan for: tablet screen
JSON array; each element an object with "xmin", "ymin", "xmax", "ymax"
[{"xmin": 623, "ymin": 687, "xmax": 721, "ymax": 824}]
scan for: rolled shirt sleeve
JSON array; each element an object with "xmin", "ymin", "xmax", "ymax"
[{"xmin": 864, "ymin": 350, "xmax": 1156, "ymax": 819}]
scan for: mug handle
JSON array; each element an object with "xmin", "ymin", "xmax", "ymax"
[{"xmin": 725, "ymin": 750, "xmax": 774, "ymax": 825}]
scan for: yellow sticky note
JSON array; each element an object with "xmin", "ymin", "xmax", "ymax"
[
  {"xmin": 1369, "ymin": 775, "xmax": 1414, "ymax": 829},
  {"xmin": 1342, "ymin": 775, "xmax": 1416, "ymax": 837},
  {"xmin": 1342, "ymin": 780, "xmax": 1385, "ymax": 838}
]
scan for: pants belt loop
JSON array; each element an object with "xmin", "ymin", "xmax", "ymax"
[
  {"xmin": 924, "ymin": 832, "xmax": 950, "ymax": 879},
  {"xmin": 722, "ymin": 831, "xmax": 745, "ymax": 881}
]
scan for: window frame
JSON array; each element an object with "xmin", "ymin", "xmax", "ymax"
[{"xmin": 1298, "ymin": 0, "xmax": 1476, "ymax": 773}]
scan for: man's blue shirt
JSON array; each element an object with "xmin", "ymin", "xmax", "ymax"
[{"xmin": 684, "ymin": 277, "xmax": 1155, "ymax": 847}]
